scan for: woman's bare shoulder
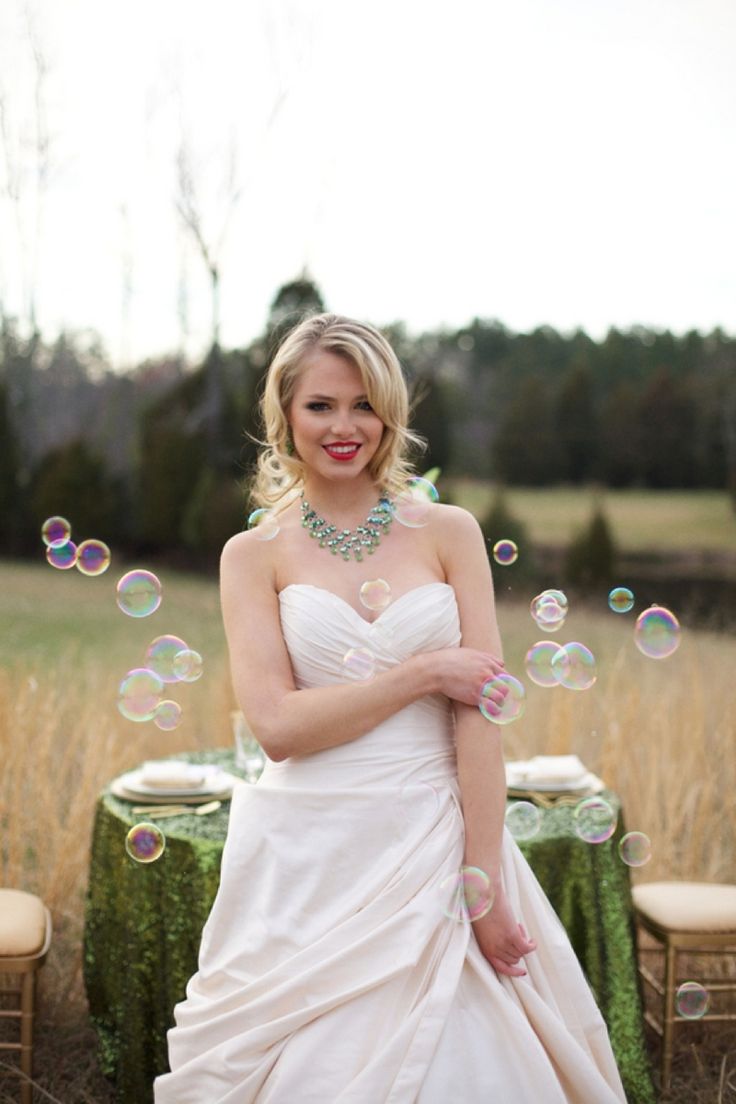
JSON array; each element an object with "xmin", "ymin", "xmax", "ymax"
[{"xmin": 431, "ymin": 502, "xmax": 484, "ymax": 539}]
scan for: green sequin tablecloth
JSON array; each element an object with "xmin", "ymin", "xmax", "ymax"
[{"xmin": 83, "ymin": 751, "xmax": 655, "ymax": 1103}]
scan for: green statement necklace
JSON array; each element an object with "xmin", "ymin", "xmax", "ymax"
[{"xmin": 300, "ymin": 494, "xmax": 394, "ymax": 562}]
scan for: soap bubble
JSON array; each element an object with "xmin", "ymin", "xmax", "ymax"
[
  {"xmin": 634, "ymin": 606, "xmax": 681, "ymax": 659},
  {"xmin": 524, "ymin": 641, "xmax": 562, "ymax": 688},
  {"xmin": 125, "ymin": 822, "xmax": 166, "ymax": 864},
  {"xmin": 439, "ymin": 865, "xmax": 495, "ymax": 922},
  {"xmin": 493, "ymin": 540, "xmax": 519, "ymax": 566},
  {"xmin": 359, "ymin": 578, "xmax": 392, "ymax": 611},
  {"xmin": 505, "ymin": 801, "xmax": 541, "ymax": 840},
  {"xmin": 551, "ymin": 642, "xmax": 597, "ymax": 691},
  {"xmin": 618, "ymin": 831, "xmax": 651, "ymax": 867},
  {"xmin": 145, "ymin": 635, "xmax": 189, "ymax": 683},
  {"xmin": 76, "ymin": 539, "xmax": 111, "ymax": 576},
  {"xmin": 479, "ymin": 673, "xmax": 526, "ymax": 725},
  {"xmin": 342, "ymin": 647, "xmax": 376, "ymax": 680},
  {"xmin": 116, "ymin": 570, "xmax": 162, "ymax": 618},
  {"xmin": 247, "ymin": 508, "xmax": 280, "ymax": 541},
  {"xmin": 46, "ymin": 540, "xmax": 78, "ymax": 570},
  {"xmin": 573, "ymin": 796, "xmax": 617, "ymax": 843},
  {"xmin": 392, "ymin": 477, "xmax": 438, "ymax": 528},
  {"xmin": 117, "ymin": 668, "xmax": 164, "ymax": 722},
  {"xmin": 675, "ymin": 981, "xmax": 710, "ymax": 1020},
  {"xmin": 608, "ymin": 586, "xmax": 634, "ymax": 614},
  {"xmin": 41, "ymin": 516, "xmax": 72, "ymax": 548},
  {"xmin": 172, "ymin": 649, "xmax": 204, "ymax": 682},
  {"xmin": 530, "ymin": 590, "xmax": 568, "ymax": 632},
  {"xmin": 153, "ymin": 700, "xmax": 183, "ymax": 731}
]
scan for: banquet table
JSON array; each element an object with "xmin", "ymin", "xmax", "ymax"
[{"xmin": 83, "ymin": 750, "xmax": 655, "ymax": 1103}]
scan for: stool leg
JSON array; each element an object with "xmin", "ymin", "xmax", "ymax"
[
  {"xmin": 662, "ymin": 941, "xmax": 677, "ymax": 1092},
  {"xmin": 20, "ymin": 971, "xmax": 35, "ymax": 1104}
]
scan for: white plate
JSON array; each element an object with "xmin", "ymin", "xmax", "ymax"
[
  {"xmin": 116, "ymin": 767, "xmax": 236, "ymax": 797},
  {"xmin": 506, "ymin": 771, "xmax": 600, "ymax": 793}
]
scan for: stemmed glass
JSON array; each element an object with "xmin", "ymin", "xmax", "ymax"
[{"xmin": 230, "ymin": 711, "xmax": 266, "ymax": 783}]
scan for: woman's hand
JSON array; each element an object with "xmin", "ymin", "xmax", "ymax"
[
  {"xmin": 471, "ymin": 881, "xmax": 537, "ymax": 977},
  {"xmin": 428, "ymin": 646, "xmax": 506, "ymax": 708}
]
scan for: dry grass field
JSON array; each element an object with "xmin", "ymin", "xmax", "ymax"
[{"xmin": 1, "ymin": 551, "xmax": 735, "ymax": 1101}]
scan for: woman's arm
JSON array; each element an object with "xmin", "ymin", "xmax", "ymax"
[
  {"xmin": 439, "ymin": 505, "xmax": 537, "ymax": 976},
  {"xmin": 220, "ymin": 531, "xmax": 503, "ymax": 762}
]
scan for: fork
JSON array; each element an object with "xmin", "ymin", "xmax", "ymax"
[{"xmin": 132, "ymin": 800, "xmax": 222, "ymax": 819}]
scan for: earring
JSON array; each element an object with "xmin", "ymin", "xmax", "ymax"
[{"xmin": 285, "ymin": 434, "xmax": 294, "ymax": 456}]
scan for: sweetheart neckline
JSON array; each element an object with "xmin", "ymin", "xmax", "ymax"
[{"xmin": 278, "ymin": 581, "xmax": 455, "ymax": 627}]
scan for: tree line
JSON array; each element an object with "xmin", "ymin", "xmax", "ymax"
[{"xmin": 1, "ymin": 278, "xmax": 735, "ymax": 566}]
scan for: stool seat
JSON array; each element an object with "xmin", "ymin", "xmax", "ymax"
[
  {"xmin": 632, "ymin": 881, "xmax": 736, "ymax": 933},
  {"xmin": 0, "ymin": 888, "xmax": 48, "ymax": 956}
]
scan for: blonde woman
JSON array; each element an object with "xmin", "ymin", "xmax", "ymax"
[{"xmin": 154, "ymin": 314, "xmax": 626, "ymax": 1102}]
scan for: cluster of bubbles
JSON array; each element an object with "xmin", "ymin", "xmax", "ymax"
[
  {"xmin": 118, "ymin": 634, "xmax": 204, "ymax": 729},
  {"xmin": 530, "ymin": 589, "xmax": 568, "ymax": 633},
  {"xmin": 504, "ymin": 798, "xmax": 653, "ymax": 868},
  {"xmin": 41, "ymin": 516, "xmax": 111, "ymax": 576},
  {"xmin": 439, "ymin": 865, "xmax": 495, "ymax": 922},
  {"xmin": 607, "ymin": 586, "xmax": 681, "ymax": 659},
  {"xmin": 125, "ymin": 822, "xmax": 166, "ymax": 864},
  {"xmin": 340, "ymin": 578, "xmax": 398, "ymax": 679},
  {"xmin": 526, "ymin": 640, "xmax": 598, "ymax": 692}
]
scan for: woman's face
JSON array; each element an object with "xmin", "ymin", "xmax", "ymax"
[{"xmin": 288, "ymin": 349, "xmax": 385, "ymax": 483}]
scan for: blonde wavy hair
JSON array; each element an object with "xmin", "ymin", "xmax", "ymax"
[{"xmin": 251, "ymin": 313, "xmax": 425, "ymax": 510}]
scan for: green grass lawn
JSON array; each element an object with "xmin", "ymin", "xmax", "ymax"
[
  {"xmin": 0, "ymin": 558, "xmax": 227, "ymax": 670},
  {"xmin": 449, "ymin": 482, "xmax": 736, "ymax": 554}
]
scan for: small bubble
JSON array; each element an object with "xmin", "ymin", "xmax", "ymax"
[
  {"xmin": 153, "ymin": 700, "xmax": 183, "ymax": 731},
  {"xmin": 145, "ymin": 635, "xmax": 188, "ymax": 683},
  {"xmin": 439, "ymin": 866, "xmax": 495, "ymax": 922},
  {"xmin": 359, "ymin": 579, "xmax": 392, "ymax": 611},
  {"xmin": 46, "ymin": 540, "xmax": 78, "ymax": 570},
  {"xmin": 125, "ymin": 822, "xmax": 166, "ymax": 863},
  {"xmin": 493, "ymin": 539, "xmax": 518, "ymax": 566},
  {"xmin": 76, "ymin": 539, "xmax": 111, "ymax": 576},
  {"xmin": 41, "ymin": 516, "xmax": 71, "ymax": 548},
  {"xmin": 173, "ymin": 649, "xmax": 203, "ymax": 682},
  {"xmin": 608, "ymin": 586, "xmax": 634, "ymax": 614},
  {"xmin": 573, "ymin": 796, "xmax": 617, "ymax": 843},
  {"xmin": 247, "ymin": 508, "xmax": 280, "ymax": 541},
  {"xmin": 618, "ymin": 831, "xmax": 651, "ymax": 867},
  {"xmin": 675, "ymin": 982, "xmax": 710, "ymax": 1020},
  {"xmin": 505, "ymin": 801, "xmax": 541, "ymax": 840},
  {"xmin": 342, "ymin": 647, "xmax": 376, "ymax": 680}
]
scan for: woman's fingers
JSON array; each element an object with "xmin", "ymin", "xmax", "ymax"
[{"xmin": 490, "ymin": 956, "xmax": 527, "ymax": 978}]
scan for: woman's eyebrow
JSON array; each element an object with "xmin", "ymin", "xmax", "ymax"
[{"xmin": 304, "ymin": 392, "xmax": 368, "ymax": 401}]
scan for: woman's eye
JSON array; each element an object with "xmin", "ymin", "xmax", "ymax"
[
  {"xmin": 357, "ymin": 400, "xmax": 373, "ymax": 411},
  {"xmin": 306, "ymin": 401, "xmax": 329, "ymax": 411}
]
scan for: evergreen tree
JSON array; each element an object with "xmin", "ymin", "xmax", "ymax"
[{"xmin": 564, "ymin": 506, "xmax": 617, "ymax": 591}]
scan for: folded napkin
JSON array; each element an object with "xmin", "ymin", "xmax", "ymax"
[
  {"xmin": 140, "ymin": 760, "xmax": 207, "ymax": 789},
  {"xmin": 506, "ymin": 755, "xmax": 588, "ymax": 785}
]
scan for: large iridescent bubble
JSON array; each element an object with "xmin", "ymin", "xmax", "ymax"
[
  {"xmin": 117, "ymin": 668, "xmax": 164, "ymax": 722},
  {"xmin": 479, "ymin": 674, "xmax": 526, "ymax": 725},
  {"xmin": 125, "ymin": 822, "xmax": 166, "ymax": 863},
  {"xmin": 524, "ymin": 641, "xmax": 561, "ymax": 688},
  {"xmin": 634, "ymin": 606, "xmax": 681, "ymax": 659},
  {"xmin": 116, "ymin": 570, "xmax": 162, "ymax": 618},
  {"xmin": 550, "ymin": 642, "xmax": 597, "ymax": 691},
  {"xmin": 46, "ymin": 541, "xmax": 78, "ymax": 570},
  {"xmin": 439, "ymin": 865, "xmax": 495, "ymax": 922},
  {"xmin": 573, "ymin": 796, "xmax": 617, "ymax": 843}
]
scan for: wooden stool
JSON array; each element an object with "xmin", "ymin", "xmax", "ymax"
[
  {"xmin": 632, "ymin": 881, "xmax": 736, "ymax": 1092},
  {"xmin": 0, "ymin": 889, "xmax": 52, "ymax": 1104}
]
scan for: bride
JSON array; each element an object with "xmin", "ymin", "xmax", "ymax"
[{"xmin": 154, "ymin": 313, "xmax": 626, "ymax": 1102}]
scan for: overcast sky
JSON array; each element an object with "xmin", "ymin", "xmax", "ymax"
[{"xmin": 1, "ymin": 0, "xmax": 735, "ymax": 366}]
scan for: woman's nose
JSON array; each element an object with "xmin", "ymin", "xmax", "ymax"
[{"xmin": 330, "ymin": 409, "xmax": 357, "ymax": 436}]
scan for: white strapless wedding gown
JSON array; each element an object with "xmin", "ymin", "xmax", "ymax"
[{"xmin": 154, "ymin": 583, "xmax": 626, "ymax": 1103}]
